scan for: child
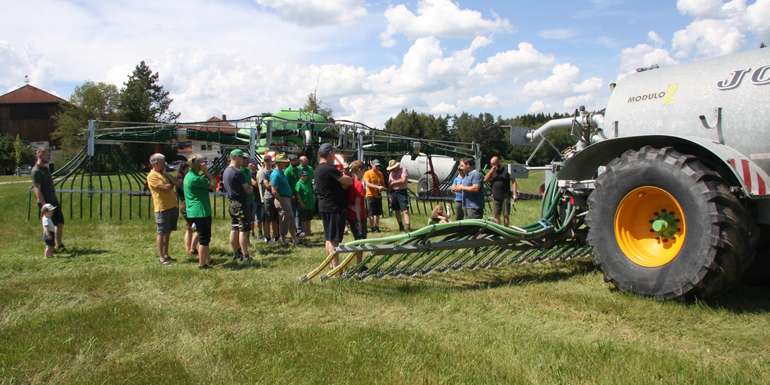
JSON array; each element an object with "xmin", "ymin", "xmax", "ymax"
[
  {"xmin": 295, "ymin": 171, "xmax": 315, "ymax": 237},
  {"xmin": 430, "ymin": 204, "xmax": 450, "ymax": 225},
  {"xmin": 41, "ymin": 203, "xmax": 56, "ymax": 257}
]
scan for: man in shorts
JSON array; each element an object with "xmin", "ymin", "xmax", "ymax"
[
  {"xmin": 484, "ymin": 156, "xmax": 518, "ymax": 226},
  {"xmin": 31, "ymin": 147, "xmax": 65, "ymax": 251},
  {"xmin": 147, "ymin": 153, "xmax": 179, "ymax": 265},
  {"xmin": 452, "ymin": 158, "xmax": 484, "ymax": 219},
  {"xmin": 314, "ymin": 143, "xmax": 352, "ymax": 269},
  {"xmin": 363, "ymin": 159, "xmax": 385, "ymax": 232},
  {"xmin": 387, "ymin": 159, "xmax": 411, "ymax": 232},
  {"xmin": 223, "ymin": 149, "xmax": 253, "ymax": 262},
  {"xmin": 270, "ymin": 153, "xmax": 299, "ymax": 246},
  {"xmin": 258, "ymin": 155, "xmax": 279, "ymax": 242}
]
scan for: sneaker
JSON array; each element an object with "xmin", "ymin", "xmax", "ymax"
[
  {"xmin": 55, "ymin": 244, "xmax": 66, "ymax": 252},
  {"xmin": 198, "ymin": 264, "xmax": 211, "ymax": 269},
  {"xmin": 160, "ymin": 257, "xmax": 172, "ymax": 265},
  {"xmin": 166, "ymin": 256, "xmax": 177, "ymax": 262},
  {"xmin": 242, "ymin": 254, "xmax": 253, "ymax": 263},
  {"xmin": 233, "ymin": 249, "xmax": 243, "ymax": 261}
]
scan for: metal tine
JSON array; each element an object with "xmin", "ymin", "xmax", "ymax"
[
  {"xmin": 479, "ymin": 246, "xmax": 513, "ymax": 269},
  {"xmin": 531, "ymin": 245, "xmax": 565, "ymax": 263},
  {"xmin": 391, "ymin": 251, "xmax": 429, "ymax": 276},
  {"xmin": 343, "ymin": 252, "xmax": 377, "ymax": 279},
  {"xmin": 398, "ymin": 249, "xmax": 443, "ymax": 276},
  {"xmin": 511, "ymin": 247, "xmax": 543, "ymax": 264},
  {"xmin": 452, "ymin": 246, "xmax": 494, "ymax": 270},
  {"xmin": 375, "ymin": 252, "xmax": 414, "ymax": 278},
  {"xmin": 491, "ymin": 246, "xmax": 530, "ymax": 267},
  {"xmin": 405, "ymin": 249, "xmax": 446, "ymax": 276},
  {"xmin": 466, "ymin": 247, "xmax": 500, "ymax": 270},
  {"xmin": 357, "ymin": 253, "xmax": 393, "ymax": 279}
]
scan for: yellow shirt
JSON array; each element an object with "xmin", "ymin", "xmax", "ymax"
[
  {"xmin": 147, "ymin": 169, "xmax": 178, "ymax": 212},
  {"xmin": 363, "ymin": 169, "xmax": 384, "ymax": 198}
]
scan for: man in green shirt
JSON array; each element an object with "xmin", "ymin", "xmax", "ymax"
[
  {"xmin": 184, "ymin": 155, "xmax": 215, "ymax": 268},
  {"xmin": 295, "ymin": 171, "xmax": 315, "ymax": 236},
  {"xmin": 284, "ymin": 155, "xmax": 303, "ymax": 235},
  {"xmin": 297, "ymin": 155, "xmax": 314, "ymax": 182}
]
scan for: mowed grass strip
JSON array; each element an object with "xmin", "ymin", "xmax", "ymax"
[{"xmin": 0, "ymin": 179, "xmax": 769, "ymax": 384}]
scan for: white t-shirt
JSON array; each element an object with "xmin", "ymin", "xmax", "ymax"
[{"xmin": 42, "ymin": 216, "xmax": 55, "ymax": 233}]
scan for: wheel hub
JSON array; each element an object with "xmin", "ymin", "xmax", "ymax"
[{"xmin": 614, "ymin": 186, "xmax": 687, "ymax": 268}]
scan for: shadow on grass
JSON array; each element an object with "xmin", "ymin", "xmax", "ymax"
[
  {"xmin": 705, "ymin": 284, "xmax": 770, "ymax": 314},
  {"xmin": 56, "ymin": 246, "xmax": 109, "ymax": 258}
]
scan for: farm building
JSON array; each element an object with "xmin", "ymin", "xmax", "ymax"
[{"xmin": 0, "ymin": 84, "xmax": 67, "ymax": 149}]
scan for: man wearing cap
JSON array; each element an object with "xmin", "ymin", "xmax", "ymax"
[
  {"xmin": 297, "ymin": 155, "xmax": 314, "ymax": 235},
  {"xmin": 147, "ymin": 153, "xmax": 179, "ymax": 265},
  {"xmin": 257, "ymin": 155, "xmax": 278, "ymax": 242},
  {"xmin": 223, "ymin": 149, "xmax": 253, "ymax": 262},
  {"xmin": 295, "ymin": 170, "xmax": 315, "ymax": 237},
  {"xmin": 314, "ymin": 143, "xmax": 353, "ymax": 268},
  {"xmin": 270, "ymin": 153, "xmax": 299, "ymax": 246},
  {"xmin": 363, "ymin": 159, "xmax": 385, "ymax": 232},
  {"xmin": 31, "ymin": 147, "xmax": 65, "ymax": 251},
  {"xmin": 184, "ymin": 154, "xmax": 216, "ymax": 268},
  {"xmin": 387, "ymin": 159, "xmax": 411, "ymax": 232}
]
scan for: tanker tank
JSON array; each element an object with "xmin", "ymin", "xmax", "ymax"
[
  {"xmin": 399, "ymin": 154, "xmax": 457, "ymax": 183},
  {"xmin": 604, "ymin": 48, "xmax": 770, "ymax": 173}
]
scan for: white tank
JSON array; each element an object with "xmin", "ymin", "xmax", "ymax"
[
  {"xmin": 399, "ymin": 154, "xmax": 457, "ymax": 183},
  {"xmin": 605, "ymin": 48, "xmax": 770, "ymax": 172}
]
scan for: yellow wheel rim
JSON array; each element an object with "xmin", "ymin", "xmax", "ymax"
[{"xmin": 614, "ymin": 186, "xmax": 687, "ymax": 267}]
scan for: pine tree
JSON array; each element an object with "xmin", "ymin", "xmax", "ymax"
[
  {"xmin": 119, "ymin": 61, "xmax": 179, "ymax": 123},
  {"xmin": 301, "ymin": 93, "xmax": 333, "ymax": 119}
]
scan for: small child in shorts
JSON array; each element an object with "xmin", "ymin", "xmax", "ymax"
[
  {"xmin": 41, "ymin": 203, "xmax": 56, "ymax": 257},
  {"xmin": 430, "ymin": 204, "xmax": 450, "ymax": 225}
]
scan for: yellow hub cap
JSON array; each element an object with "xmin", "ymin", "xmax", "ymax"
[{"xmin": 614, "ymin": 186, "xmax": 687, "ymax": 267}]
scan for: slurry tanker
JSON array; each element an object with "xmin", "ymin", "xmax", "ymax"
[
  {"xmin": 529, "ymin": 47, "xmax": 770, "ymax": 298},
  {"xmin": 303, "ymin": 47, "xmax": 770, "ymax": 300}
]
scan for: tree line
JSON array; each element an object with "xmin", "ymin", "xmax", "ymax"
[{"xmin": 384, "ymin": 109, "xmax": 574, "ymax": 166}]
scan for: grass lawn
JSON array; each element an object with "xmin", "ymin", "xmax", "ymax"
[{"xmin": 1, "ymin": 177, "xmax": 769, "ymax": 384}]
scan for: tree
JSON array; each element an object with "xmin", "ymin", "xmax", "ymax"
[
  {"xmin": 52, "ymin": 82, "xmax": 121, "ymax": 156},
  {"xmin": 301, "ymin": 92, "xmax": 333, "ymax": 119},
  {"xmin": 452, "ymin": 112, "xmax": 510, "ymax": 161},
  {"xmin": 384, "ymin": 109, "xmax": 451, "ymax": 140},
  {"xmin": 13, "ymin": 134, "xmax": 23, "ymax": 168},
  {"xmin": 119, "ymin": 61, "xmax": 179, "ymax": 123}
]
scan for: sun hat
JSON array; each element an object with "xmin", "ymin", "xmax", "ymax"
[{"xmin": 386, "ymin": 159, "xmax": 401, "ymax": 171}]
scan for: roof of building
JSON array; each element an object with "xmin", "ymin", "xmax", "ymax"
[
  {"xmin": 0, "ymin": 84, "xmax": 68, "ymax": 105},
  {"xmin": 181, "ymin": 116, "xmax": 238, "ymax": 134}
]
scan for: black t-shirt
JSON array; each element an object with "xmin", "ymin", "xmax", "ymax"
[
  {"xmin": 223, "ymin": 166, "xmax": 246, "ymax": 202},
  {"xmin": 314, "ymin": 163, "xmax": 346, "ymax": 213},
  {"xmin": 31, "ymin": 164, "xmax": 57, "ymax": 204},
  {"xmin": 490, "ymin": 167, "xmax": 512, "ymax": 201}
]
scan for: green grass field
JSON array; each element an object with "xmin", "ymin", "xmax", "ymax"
[{"xmin": 1, "ymin": 175, "xmax": 769, "ymax": 385}]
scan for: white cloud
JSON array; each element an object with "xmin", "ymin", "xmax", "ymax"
[
  {"xmin": 381, "ymin": 0, "xmax": 512, "ymax": 47},
  {"xmin": 618, "ymin": 30, "xmax": 678, "ymax": 78},
  {"xmin": 573, "ymin": 77, "xmax": 603, "ymax": 93},
  {"xmin": 746, "ymin": 0, "xmax": 770, "ymax": 40},
  {"xmin": 563, "ymin": 93, "xmax": 594, "ymax": 109},
  {"xmin": 676, "ymin": 0, "xmax": 724, "ymax": 18},
  {"xmin": 672, "ymin": 18, "xmax": 745, "ymax": 58},
  {"xmin": 538, "ymin": 28, "xmax": 577, "ymax": 40},
  {"xmin": 0, "ymin": 42, "xmax": 53, "ymax": 92},
  {"xmin": 470, "ymin": 42, "xmax": 554, "ymax": 79},
  {"xmin": 255, "ymin": 0, "xmax": 366, "ymax": 26},
  {"xmin": 466, "ymin": 93, "xmax": 499, "ymax": 108},
  {"xmin": 430, "ymin": 102, "xmax": 458, "ymax": 114},
  {"xmin": 528, "ymin": 100, "xmax": 547, "ymax": 113},
  {"xmin": 523, "ymin": 63, "xmax": 581, "ymax": 97}
]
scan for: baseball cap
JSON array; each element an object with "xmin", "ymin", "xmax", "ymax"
[
  {"xmin": 318, "ymin": 143, "xmax": 335, "ymax": 157},
  {"xmin": 371, "ymin": 159, "xmax": 381, "ymax": 167},
  {"xmin": 229, "ymin": 149, "xmax": 246, "ymax": 158},
  {"xmin": 274, "ymin": 153, "xmax": 289, "ymax": 163}
]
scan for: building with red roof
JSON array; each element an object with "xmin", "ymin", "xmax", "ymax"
[{"xmin": 0, "ymin": 84, "xmax": 67, "ymax": 147}]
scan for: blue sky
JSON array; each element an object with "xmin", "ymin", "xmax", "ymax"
[{"xmin": 1, "ymin": 0, "xmax": 768, "ymax": 126}]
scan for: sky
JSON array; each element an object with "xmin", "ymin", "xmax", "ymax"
[{"xmin": 1, "ymin": 0, "xmax": 768, "ymax": 127}]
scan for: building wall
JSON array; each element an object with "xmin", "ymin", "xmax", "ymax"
[{"xmin": 0, "ymin": 103, "xmax": 61, "ymax": 145}]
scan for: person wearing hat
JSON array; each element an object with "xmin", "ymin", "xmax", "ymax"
[
  {"xmin": 314, "ymin": 143, "xmax": 353, "ymax": 268},
  {"xmin": 387, "ymin": 159, "xmax": 411, "ymax": 232},
  {"xmin": 295, "ymin": 170, "xmax": 315, "ymax": 237},
  {"xmin": 147, "ymin": 153, "xmax": 179, "ymax": 265},
  {"xmin": 270, "ymin": 153, "xmax": 299, "ymax": 246},
  {"xmin": 363, "ymin": 159, "xmax": 385, "ymax": 232},
  {"xmin": 257, "ymin": 154, "xmax": 278, "ymax": 243},
  {"xmin": 40, "ymin": 203, "xmax": 57, "ymax": 258},
  {"xmin": 223, "ymin": 149, "xmax": 253, "ymax": 262}
]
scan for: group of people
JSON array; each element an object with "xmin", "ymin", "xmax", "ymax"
[
  {"xmin": 438, "ymin": 156, "xmax": 518, "ymax": 224},
  {"xmin": 32, "ymin": 143, "xmax": 518, "ymax": 267}
]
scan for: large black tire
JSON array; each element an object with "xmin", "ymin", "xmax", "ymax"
[{"xmin": 587, "ymin": 146, "xmax": 756, "ymax": 299}]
